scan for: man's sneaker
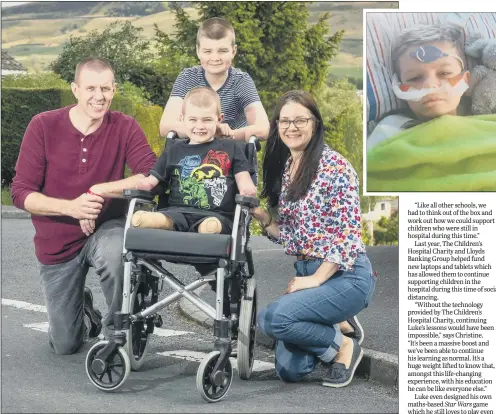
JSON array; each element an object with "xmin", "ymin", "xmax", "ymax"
[
  {"xmin": 84, "ymin": 287, "xmax": 102, "ymax": 338},
  {"xmin": 322, "ymin": 338, "xmax": 363, "ymax": 388},
  {"xmin": 343, "ymin": 315, "xmax": 364, "ymax": 345}
]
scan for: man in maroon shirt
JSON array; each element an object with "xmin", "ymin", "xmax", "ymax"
[{"xmin": 11, "ymin": 57, "xmax": 157, "ymax": 355}]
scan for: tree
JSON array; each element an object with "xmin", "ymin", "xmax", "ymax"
[
  {"xmin": 115, "ymin": 82, "xmax": 151, "ymax": 106},
  {"xmin": 361, "ymin": 224, "xmax": 371, "ymax": 246},
  {"xmin": 374, "ymin": 211, "xmax": 399, "ymax": 245},
  {"xmin": 50, "ymin": 21, "xmax": 153, "ymax": 85},
  {"xmin": 315, "ymin": 79, "xmax": 362, "ymax": 174},
  {"xmin": 1, "ymin": 72, "xmax": 70, "ymax": 89}
]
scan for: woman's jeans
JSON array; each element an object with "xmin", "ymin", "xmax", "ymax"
[{"xmin": 257, "ymin": 253, "xmax": 376, "ymax": 382}]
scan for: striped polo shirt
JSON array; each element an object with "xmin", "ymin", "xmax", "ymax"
[{"xmin": 170, "ymin": 66, "xmax": 261, "ymax": 130}]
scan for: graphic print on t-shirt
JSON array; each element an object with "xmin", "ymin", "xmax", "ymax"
[
  {"xmin": 178, "ymin": 155, "xmax": 202, "ymax": 179},
  {"xmin": 204, "ymin": 177, "xmax": 228, "ymax": 206},
  {"xmin": 191, "ymin": 164, "xmax": 223, "ymax": 181},
  {"xmin": 176, "ymin": 151, "xmax": 230, "ymax": 208},
  {"xmin": 203, "ymin": 150, "xmax": 232, "ymax": 175},
  {"xmin": 176, "ymin": 168, "xmax": 211, "ymax": 208}
]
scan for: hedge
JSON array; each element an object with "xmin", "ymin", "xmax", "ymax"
[{"xmin": 1, "ymin": 87, "xmax": 163, "ymax": 185}]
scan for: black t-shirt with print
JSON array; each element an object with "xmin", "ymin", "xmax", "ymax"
[{"xmin": 150, "ymin": 138, "xmax": 250, "ymax": 217}]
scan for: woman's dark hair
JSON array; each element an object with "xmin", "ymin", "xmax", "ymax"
[{"xmin": 261, "ymin": 90, "xmax": 325, "ymax": 208}]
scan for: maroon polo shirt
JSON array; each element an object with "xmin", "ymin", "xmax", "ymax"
[{"xmin": 11, "ymin": 105, "xmax": 157, "ymax": 265}]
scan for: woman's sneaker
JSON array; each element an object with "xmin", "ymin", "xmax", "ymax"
[
  {"xmin": 322, "ymin": 338, "xmax": 363, "ymax": 388},
  {"xmin": 343, "ymin": 316, "xmax": 364, "ymax": 345},
  {"xmin": 83, "ymin": 287, "xmax": 102, "ymax": 338}
]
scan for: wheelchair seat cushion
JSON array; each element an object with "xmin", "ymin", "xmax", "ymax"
[{"xmin": 125, "ymin": 228, "xmax": 231, "ymax": 258}]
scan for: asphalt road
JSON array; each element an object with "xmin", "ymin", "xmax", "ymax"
[
  {"xmin": 192, "ymin": 238, "xmax": 399, "ymax": 356},
  {"xmin": 1, "ymin": 218, "xmax": 399, "ymax": 413}
]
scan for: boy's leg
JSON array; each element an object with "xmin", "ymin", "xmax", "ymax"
[
  {"xmin": 197, "ymin": 217, "xmax": 223, "ymax": 234},
  {"xmin": 131, "ymin": 210, "xmax": 174, "ymax": 230},
  {"xmin": 39, "ymin": 256, "xmax": 89, "ymax": 355},
  {"xmin": 192, "ymin": 214, "xmax": 233, "ymax": 235}
]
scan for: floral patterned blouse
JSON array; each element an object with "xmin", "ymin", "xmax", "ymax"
[{"xmin": 270, "ymin": 145, "xmax": 365, "ymax": 271}]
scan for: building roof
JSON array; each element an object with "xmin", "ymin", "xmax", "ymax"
[{"xmin": 2, "ymin": 50, "xmax": 27, "ymax": 72}]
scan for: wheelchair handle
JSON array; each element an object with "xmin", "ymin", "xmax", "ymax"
[
  {"xmin": 235, "ymin": 194, "xmax": 259, "ymax": 207},
  {"xmin": 166, "ymin": 131, "xmax": 178, "ymax": 140},
  {"xmin": 248, "ymin": 135, "xmax": 261, "ymax": 152},
  {"xmin": 123, "ymin": 189, "xmax": 156, "ymax": 201},
  {"xmin": 246, "ymin": 136, "xmax": 261, "ymax": 170}
]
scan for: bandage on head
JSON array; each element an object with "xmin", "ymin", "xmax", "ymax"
[{"xmin": 410, "ymin": 45, "xmax": 465, "ymax": 71}]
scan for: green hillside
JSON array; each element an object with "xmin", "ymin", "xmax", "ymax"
[{"xmin": 2, "ymin": 1, "xmax": 398, "ymax": 77}]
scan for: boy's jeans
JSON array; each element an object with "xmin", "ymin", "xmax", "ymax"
[
  {"xmin": 38, "ymin": 217, "xmax": 125, "ymax": 355},
  {"xmin": 257, "ymin": 253, "xmax": 376, "ymax": 382}
]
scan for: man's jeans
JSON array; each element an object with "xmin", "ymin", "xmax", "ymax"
[
  {"xmin": 38, "ymin": 217, "xmax": 125, "ymax": 355},
  {"xmin": 257, "ymin": 253, "xmax": 376, "ymax": 382}
]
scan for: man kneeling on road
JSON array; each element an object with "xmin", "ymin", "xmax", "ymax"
[{"xmin": 11, "ymin": 57, "xmax": 157, "ymax": 355}]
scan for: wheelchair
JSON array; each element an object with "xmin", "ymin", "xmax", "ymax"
[{"xmin": 85, "ymin": 132, "xmax": 261, "ymax": 402}]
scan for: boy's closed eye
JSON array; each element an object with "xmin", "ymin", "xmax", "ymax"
[
  {"xmin": 406, "ymin": 72, "xmax": 453, "ymax": 82},
  {"xmin": 405, "ymin": 75, "xmax": 422, "ymax": 83}
]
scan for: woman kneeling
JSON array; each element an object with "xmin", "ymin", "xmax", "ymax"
[{"xmin": 252, "ymin": 90, "xmax": 376, "ymax": 387}]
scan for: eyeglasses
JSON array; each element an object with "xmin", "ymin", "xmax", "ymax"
[{"xmin": 276, "ymin": 117, "xmax": 314, "ymax": 129}]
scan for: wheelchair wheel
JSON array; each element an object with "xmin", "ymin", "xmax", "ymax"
[
  {"xmin": 196, "ymin": 351, "xmax": 233, "ymax": 403},
  {"xmin": 124, "ymin": 279, "xmax": 152, "ymax": 370},
  {"xmin": 237, "ymin": 278, "xmax": 257, "ymax": 380},
  {"xmin": 85, "ymin": 340, "xmax": 130, "ymax": 392}
]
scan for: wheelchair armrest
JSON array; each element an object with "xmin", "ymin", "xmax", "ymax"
[
  {"xmin": 123, "ymin": 189, "xmax": 156, "ymax": 201},
  {"xmin": 235, "ymin": 194, "xmax": 260, "ymax": 207}
]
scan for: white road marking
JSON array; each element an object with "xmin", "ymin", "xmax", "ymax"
[
  {"xmin": 20, "ymin": 322, "xmax": 191, "ymax": 339},
  {"xmin": 157, "ymin": 350, "xmax": 206, "ymax": 362},
  {"xmin": 3, "ymin": 298, "xmax": 194, "ymax": 338},
  {"xmin": 153, "ymin": 327, "xmax": 193, "ymax": 337},
  {"xmin": 21, "ymin": 322, "xmax": 106, "ymax": 339},
  {"xmin": 23, "ymin": 322, "xmax": 49, "ymax": 332},
  {"xmin": 157, "ymin": 350, "xmax": 274, "ymax": 372},
  {"xmin": 2, "ymin": 298, "xmax": 46, "ymax": 313},
  {"xmin": 6, "ymin": 298, "xmax": 274, "ymax": 372}
]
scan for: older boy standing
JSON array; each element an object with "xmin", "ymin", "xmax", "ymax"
[{"xmin": 160, "ymin": 17, "xmax": 269, "ymax": 141}]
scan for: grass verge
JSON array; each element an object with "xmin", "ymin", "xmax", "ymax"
[{"xmin": 2, "ymin": 188, "xmax": 13, "ymax": 206}]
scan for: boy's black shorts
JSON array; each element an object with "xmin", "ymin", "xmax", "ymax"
[{"xmin": 158, "ymin": 206, "xmax": 233, "ymax": 234}]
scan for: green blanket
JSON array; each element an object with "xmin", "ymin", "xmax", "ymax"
[{"xmin": 366, "ymin": 114, "xmax": 496, "ymax": 191}]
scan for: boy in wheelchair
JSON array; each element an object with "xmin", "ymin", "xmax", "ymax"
[
  {"xmin": 131, "ymin": 86, "xmax": 257, "ymax": 233},
  {"xmin": 85, "ymin": 86, "xmax": 260, "ymax": 402},
  {"xmin": 131, "ymin": 86, "xmax": 257, "ymax": 317}
]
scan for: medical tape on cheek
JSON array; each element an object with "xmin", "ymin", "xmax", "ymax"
[{"xmin": 391, "ymin": 73, "xmax": 469, "ymax": 102}]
